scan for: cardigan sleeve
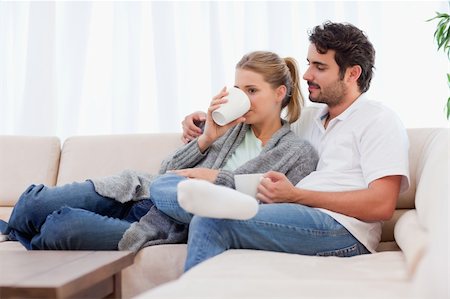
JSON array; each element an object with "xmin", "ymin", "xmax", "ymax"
[
  {"xmin": 159, "ymin": 138, "xmax": 209, "ymax": 174},
  {"xmin": 284, "ymin": 140, "xmax": 319, "ymax": 186}
]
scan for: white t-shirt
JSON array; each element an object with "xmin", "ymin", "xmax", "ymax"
[{"xmin": 292, "ymin": 95, "xmax": 410, "ymax": 253}]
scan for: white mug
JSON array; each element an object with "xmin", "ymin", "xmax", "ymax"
[
  {"xmin": 212, "ymin": 87, "xmax": 250, "ymax": 126},
  {"xmin": 234, "ymin": 173, "xmax": 264, "ymax": 198}
]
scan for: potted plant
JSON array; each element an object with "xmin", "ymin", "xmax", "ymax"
[{"xmin": 428, "ymin": 4, "xmax": 450, "ymax": 119}]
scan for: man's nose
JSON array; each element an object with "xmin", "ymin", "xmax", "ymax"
[{"xmin": 303, "ymin": 67, "xmax": 313, "ymax": 81}]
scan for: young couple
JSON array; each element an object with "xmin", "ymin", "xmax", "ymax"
[{"xmin": 1, "ymin": 21, "xmax": 409, "ymax": 272}]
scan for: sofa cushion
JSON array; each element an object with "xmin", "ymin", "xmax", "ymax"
[
  {"xmin": 393, "ymin": 129, "xmax": 448, "ymax": 276},
  {"xmin": 122, "ymin": 244, "xmax": 187, "ymax": 299},
  {"xmin": 141, "ymin": 249, "xmax": 411, "ymax": 298},
  {"xmin": 0, "ymin": 136, "xmax": 60, "ymax": 207},
  {"xmin": 0, "ymin": 240, "xmax": 26, "ymax": 251},
  {"xmin": 413, "ymin": 129, "xmax": 448, "ymax": 231},
  {"xmin": 0, "ymin": 207, "xmax": 13, "ymax": 222},
  {"xmin": 57, "ymin": 133, "xmax": 182, "ymax": 185},
  {"xmin": 394, "ymin": 210, "xmax": 427, "ymax": 276}
]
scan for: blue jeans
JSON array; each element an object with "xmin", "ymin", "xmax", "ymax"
[
  {"xmin": 3, "ymin": 174, "xmax": 187, "ymax": 250},
  {"xmin": 149, "ymin": 174, "xmax": 192, "ymax": 223},
  {"xmin": 184, "ymin": 204, "xmax": 370, "ymax": 271},
  {"xmin": 5, "ymin": 181, "xmax": 155, "ymax": 250}
]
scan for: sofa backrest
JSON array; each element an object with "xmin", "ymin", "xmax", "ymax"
[
  {"xmin": 378, "ymin": 128, "xmax": 447, "ymax": 249},
  {"xmin": 0, "ymin": 125, "xmax": 446, "ymax": 251},
  {"xmin": 0, "ymin": 136, "xmax": 60, "ymax": 220},
  {"xmin": 56, "ymin": 134, "xmax": 183, "ymax": 185}
]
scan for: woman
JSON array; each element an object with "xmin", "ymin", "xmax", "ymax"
[{"xmin": 1, "ymin": 51, "xmax": 318, "ymax": 253}]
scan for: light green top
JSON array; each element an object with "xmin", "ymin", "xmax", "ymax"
[{"xmin": 222, "ymin": 127, "xmax": 263, "ymax": 171}]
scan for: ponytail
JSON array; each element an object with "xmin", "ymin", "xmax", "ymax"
[
  {"xmin": 283, "ymin": 57, "xmax": 303, "ymax": 123},
  {"xmin": 236, "ymin": 51, "xmax": 304, "ymax": 124}
]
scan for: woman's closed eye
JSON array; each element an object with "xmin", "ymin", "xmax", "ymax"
[{"xmin": 247, "ymin": 88, "xmax": 257, "ymax": 94}]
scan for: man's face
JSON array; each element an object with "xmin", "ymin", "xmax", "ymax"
[{"xmin": 303, "ymin": 43, "xmax": 348, "ymax": 107}]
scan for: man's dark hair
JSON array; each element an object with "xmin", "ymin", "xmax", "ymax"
[{"xmin": 309, "ymin": 21, "xmax": 375, "ymax": 93}]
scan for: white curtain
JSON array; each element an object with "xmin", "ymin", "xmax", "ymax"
[{"xmin": 0, "ymin": 1, "xmax": 448, "ymax": 140}]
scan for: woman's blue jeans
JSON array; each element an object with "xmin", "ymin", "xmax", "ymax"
[
  {"xmin": 6, "ymin": 181, "xmax": 155, "ymax": 250},
  {"xmin": 4, "ymin": 174, "xmax": 188, "ymax": 250}
]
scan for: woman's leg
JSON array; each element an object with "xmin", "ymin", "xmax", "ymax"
[
  {"xmin": 7, "ymin": 181, "xmax": 132, "ymax": 241},
  {"xmin": 185, "ymin": 203, "xmax": 370, "ymax": 271},
  {"xmin": 30, "ymin": 207, "xmax": 131, "ymax": 250},
  {"xmin": 150, "ymin": 174, "xmax": 193, "ymax": 224}
]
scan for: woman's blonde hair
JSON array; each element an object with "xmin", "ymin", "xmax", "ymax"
[{"xmin": 236, "ymin": 51, "xmax": 303, "ymax": 123}]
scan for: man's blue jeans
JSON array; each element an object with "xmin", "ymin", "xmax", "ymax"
[
  {"xmin": 184, "ymin": 204, "xmax": 370, "ymax": 271},
  {"xmin": 149, "ymin": 176, "xmax": 371, "ymax": 272}
]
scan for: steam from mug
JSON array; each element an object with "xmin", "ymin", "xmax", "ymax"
[{"xmin": 212, "ymin": 87, "xmax": 250, "ymax": 126}]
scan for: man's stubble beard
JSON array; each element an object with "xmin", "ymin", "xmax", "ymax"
[{"xmin": 309, "ymin": 79, "xmax": 347, "ymax": 108}]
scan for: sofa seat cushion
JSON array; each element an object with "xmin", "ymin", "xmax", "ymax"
[
  {"xmin": 122, "ymin": 244, "xmax": 187, "ymax": 299},
  {"xmin": 0, "ymin": 207, "xmax": 13, "ymax": 222},
  {"xmin": 142, "ymin": 249, "xmax": 411, "ymax": 298},
  {"xmin": 0, "ymin": 241, "xmax": 26, "ymax": 251}
]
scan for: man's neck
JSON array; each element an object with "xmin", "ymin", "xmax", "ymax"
[{"xmin": 327, "ymin": 91, "xmax": 362, "ymax": 120}]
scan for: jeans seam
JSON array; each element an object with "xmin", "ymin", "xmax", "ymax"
[
  {"xmin": 231, "ymin": 219, "xmax": 350, "ymax": 237},
  {"xmin": 316, "ymin": 243, "xmax": 360, "ymax": 257}
]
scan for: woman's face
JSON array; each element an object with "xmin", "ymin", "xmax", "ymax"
[{"xmin": 234, "ymin": 68, "xmax": 285, "ymax": 125}]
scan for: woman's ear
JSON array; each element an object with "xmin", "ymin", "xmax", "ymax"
[{"xmin": 276, "ymin": 85, "xmax": 287, "ymax": 103}]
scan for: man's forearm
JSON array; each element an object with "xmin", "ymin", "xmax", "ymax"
[{"xmin": 290, "ymin": 176, "xmax": 402, "ymax": 222}]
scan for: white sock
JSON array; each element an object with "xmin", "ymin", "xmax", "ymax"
[{"xmin": 177, "ymin": 179, "xmax": 259, "ymax": 220}]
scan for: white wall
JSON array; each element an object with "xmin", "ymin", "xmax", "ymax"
[{"xmin": 0, "ymin": 1, "xmax": 448, "ymax": 140}]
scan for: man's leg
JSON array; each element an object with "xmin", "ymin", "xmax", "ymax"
[
  {"xmin": 30, "ymin": 207, "xmax": 131, "ymax": 250},
  {"xmin": 185, "ymin": 203, "xmax": 369, "ymax": 271}
]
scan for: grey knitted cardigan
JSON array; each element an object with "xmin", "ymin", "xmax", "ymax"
[{"xmin": 91, "ymin": 120, "xmax": 318, "ymax": 252}]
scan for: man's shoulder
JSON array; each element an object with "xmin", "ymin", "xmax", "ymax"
[{"xmin": 350, "ymin": 98, "xmax": 403, "ymax": 126}]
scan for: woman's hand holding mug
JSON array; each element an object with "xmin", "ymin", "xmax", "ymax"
[{"xmin": 197, "ymin": 87, "xmax": 248, "ymax": 152}]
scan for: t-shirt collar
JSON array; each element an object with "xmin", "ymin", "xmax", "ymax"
[{"xmin": 315, "ymin": 93, "xmax": 368, "ymax": 123}]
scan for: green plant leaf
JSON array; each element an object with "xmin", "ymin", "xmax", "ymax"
[
  {"xmin": 428, "ymin": 8, "xmax": 450, "ymax": 120},
  {"xmin": 447, "ymin": 97, "xmax": 450, "ymax": 120}
]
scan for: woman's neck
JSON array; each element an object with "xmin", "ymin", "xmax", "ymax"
[{"xmin": 251, "ymin": 117, "xmax": 283, "ymax": 146}]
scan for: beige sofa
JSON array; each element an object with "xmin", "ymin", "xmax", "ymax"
[{"xmin": 0, "ymin": 113, "xmax": 448, "ymax": 298}]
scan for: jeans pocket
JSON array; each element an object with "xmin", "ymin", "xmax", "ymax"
[{"xmin": 316, "ymin": 243, "xmax": 360, "ymax": 257}]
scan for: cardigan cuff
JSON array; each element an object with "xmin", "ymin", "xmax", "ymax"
[{"xmin": 214, "ymin": 170, "xmax": 235, "ymax": 188}]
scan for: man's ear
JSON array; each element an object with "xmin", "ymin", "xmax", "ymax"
[
  {"xmin": 346, "ymin": 65, "xmax": 362, "ymax": 84},
  {"xmin": 276, "ymin": 85, "xmax": 287, "ymax": 103}
]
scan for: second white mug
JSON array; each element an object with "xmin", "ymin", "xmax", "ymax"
[{"xmin": 234, "ymin": 173, "xmax": 264, "ymax": 198}]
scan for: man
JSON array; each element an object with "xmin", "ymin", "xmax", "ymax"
[{"xmin": 181, "ymin": 22, "xmax": 409, "ymax": 271}]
